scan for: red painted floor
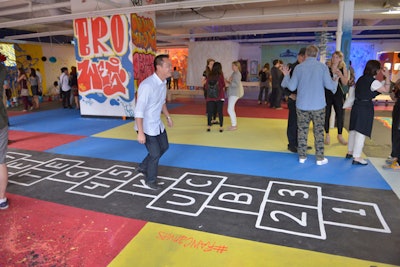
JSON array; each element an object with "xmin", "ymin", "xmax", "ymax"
[
  {"xmin": 0, "ymin": 194, "xmax": 147, "ymax": 266},
  {"xmin": 8, "ymin": 130, "xmax": 85, "ymax": 151}
]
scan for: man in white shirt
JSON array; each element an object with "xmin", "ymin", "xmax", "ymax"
[
  {"xmin": 134, "ymin": 54, "xmax": 173, "ymax": 190},
  {"xmin": 59, "ymin": 67, "xmax": 72, "ymax": 108}
]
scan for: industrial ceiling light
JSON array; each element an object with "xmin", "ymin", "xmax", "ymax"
[
  {"xmin": 130, "ymin": 0, "xmax": 142, "ymax": 6},
  {"xmin": 383, "ymin": 0, "xmax": 400, "ymax": 8},
  {"xmin": 383, "ymin": 0, "xmax": 400, "ymax": 13}
]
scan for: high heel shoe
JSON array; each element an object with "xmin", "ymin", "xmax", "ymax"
[{"xmin": 337, "ymin": 134, "xmax": 348, "ymax": 145}]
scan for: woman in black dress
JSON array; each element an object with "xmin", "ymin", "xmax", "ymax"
[{"xmin": 346, "ymin": 60, "xmax": 391, "ymax": 165}]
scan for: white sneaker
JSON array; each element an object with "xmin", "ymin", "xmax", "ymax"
[
  {"xmin": 299, "ymin": 157, "xmax": 307, "ymax": 164},
  {"xmin": 317, "ymin": 158, "xmax": 328, "ymax": 165}
]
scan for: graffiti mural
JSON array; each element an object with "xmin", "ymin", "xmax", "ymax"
[
  {"xmin": 131, "ymin": 13, "xmax": 156, "ymax": 88},
  {"xmin": 74, "ymin": 14, "xmax": 134, "ymax": 117}
]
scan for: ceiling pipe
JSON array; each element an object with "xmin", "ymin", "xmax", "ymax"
[
  {"xmin": 6, "ymin": 22, "xmax": 399, "ymax": 41},
  {"xmin": 0, "ymin": 0, "xmax": 277, "ymax": 29},
  {"xmin": 156, "ymin": 2, "xmax": 390, "ymax": 29},
  {"xmin": 157, "ymin": 33, "xmax": 400, "ymax": 48},
  {"xmin": 5, "ymin": 30, "xmax": 74, "ymax": 40},
  {"xmin": 0, "ymin": 1, "xmax": 71, "ymax": 17},
  {"xmin": 5, "ymin": 21, "xmax": 399, "ymax": 41},
  {"xmin": 157, "ymin": 24, "xmax": 400, "ymax": 41}
]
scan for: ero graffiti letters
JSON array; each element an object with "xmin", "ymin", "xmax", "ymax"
[{"xmin": 74, "ymin": 15, "xmax": 129, "ymax": 58}]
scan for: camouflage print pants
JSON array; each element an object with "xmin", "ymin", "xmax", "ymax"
[{"xmin": 296, "ymin": 108, "xmax": 325, "ymax": 160}]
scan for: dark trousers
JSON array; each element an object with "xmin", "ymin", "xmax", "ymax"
[
  {"xmin": 270, "ymin": 87, "xmax": 282, "ymax": 108},
  {"xmin": 325, "ymin": 91, "xmax": 345, "ymax": 134},
  {"xmin": 287, "ymin": 98, "xmax": 298, "ymax": 148},
  {"xmin": 207, "ymin": 100, "xmax": 224, "ymax": 127},
  {"xmin": 173, "ymin": 79, "xmax": 179, "ymax": 89},
  {"xmin": 21, "ymin": 96, "xmax": 32, "ymax": 110},
  {"xmin": 62, "ymin": 90, "xmax": 72, "ymax": 108},
  {"xmin": 258, "ymin": 85, "xmax": 270, "ymax": 102},
  {"xmin": 391, "ymin": 101, "xmax": 400, "ymax": 158},
  {"xmin": 140, "ymin": 130, "xmax": 169, "ymax": 184}
]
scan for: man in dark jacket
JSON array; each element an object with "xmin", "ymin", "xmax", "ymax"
[
  {"xmin": 270, "ymin": 59, "xmax": 283, "ymax": 109},
  {"xmin": 286, "ymin": 48, "xmax": 306, "ymax": 153}
]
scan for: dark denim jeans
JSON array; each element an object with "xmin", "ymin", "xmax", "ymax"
[
  {"xmin": 61, "ymin": 90, "xmax": 72, "ymax": 108},
  {"xmin": 140, "ymin": 130, "xmax": 169, "ymax": 184}
]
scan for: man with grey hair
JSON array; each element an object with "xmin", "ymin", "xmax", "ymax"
[{"xmin": 281, "ymin": 45, "xmax": 338, "ymax": 165}]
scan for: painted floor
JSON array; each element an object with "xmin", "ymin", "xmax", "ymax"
[{"xmin": 1, "ymin": 98, "xmax": 399, "ymax": 267}]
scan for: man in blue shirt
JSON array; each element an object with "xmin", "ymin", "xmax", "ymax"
[
  {"xmin": 281, "ymin": 45, "xmax": 338, "ymax": 165},
  {"xmin": 134, "ymin": 54, "xmax": 173, "ymax": 190}
]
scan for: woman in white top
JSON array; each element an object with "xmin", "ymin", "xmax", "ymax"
[{"xmin": 225, "ymin": 61, "xmax": 244, "ymax": 131}]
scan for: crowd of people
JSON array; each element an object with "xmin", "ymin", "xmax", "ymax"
[
  {"xmin": 0, "ymin": 45, "xmax": 398, "ymax": 204},
  {"xmin": 247, "ymin": 45, "xmax": 397, "ymax": 169},
  {"xmin": 7, "ymin": 65, "xmax": 80, "ymax": 111},
  {"xmin": 133, "ymin": 49, "xmax": 398, "ymax": 193}
]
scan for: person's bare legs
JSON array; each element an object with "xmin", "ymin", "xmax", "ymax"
[
  {"xmin": 0, "ymin": 163, "xmax": 8, "ymax": 209},
  {"xmin": 0, "ymin": 164, "xmax": 8, "ymax": 199}
]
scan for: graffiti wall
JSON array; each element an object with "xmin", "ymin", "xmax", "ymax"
[
  {"xmin": 0, "ymin": 43, "xmax": 17, "ymax": 98},
  {"xmin": 7, "ymin": 43, "xmax": 46, "ymax": 97},
  {"xmin": 74, "ymin": 14, "xmax": 134, "ymax": 117},
  {"xmin": 131, "ymin": 13, "xmax": 157, "ymax": 88},
  {"xmin": 40, "ymin": 43, "xmax": 76, "ymax": 96}
]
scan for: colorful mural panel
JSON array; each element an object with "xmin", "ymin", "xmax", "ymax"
[
  {"xmin": 0, "ymin": 43, "xmax": 17, "ymax": 98},
  {"xmin": 74, "ymin": 14, "xmax": 134, "ymax": 117},
  {"xmin": 1, "ymin": 43, "xmax": 47, "ymax": 97},
  {"xmin": 131, "ymin": 13, "xmax": 157, "ymax": 88}
]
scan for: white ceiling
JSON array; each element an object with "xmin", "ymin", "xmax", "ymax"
[{"xmin": 0, "ymin": 0, "xmax": 399, "ymax": 47}]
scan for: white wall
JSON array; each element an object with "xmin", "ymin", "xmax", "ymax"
[
  {"xmin": 187, "ymin": 41, "xmax": 240, "ymax": 87},
  {"xmin": 239, "ymin": 44, "xmax": 261, "ymax": 81},
  {"xmin": 41, "ymin": 43, "xmax": 76, "ymax": 92}
]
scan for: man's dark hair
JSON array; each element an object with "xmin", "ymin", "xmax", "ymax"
[
  {"xmin": 363, "ymin": 60, "xmax": 381, "ymax": 76},
  {"xmin": 154, "ymin": 54, "xmax": 169, "ymax": 70},
  {"xmin": 273, "ymin": 59, "xmax": 279, "ymax": 65},
  {"xmin": 61, "ymin": 67, "xmax": 68, "ymax": 73},
  {"xmin": 298, "ymin": 47, "xmax": 306, "ymax": 56}
]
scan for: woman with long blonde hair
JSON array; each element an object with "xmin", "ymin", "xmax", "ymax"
[
  {"xmin": 324, "ymin": 51, "xmax": 348, "ymax": 145},
  {"xmin": 226, "ymin": 61, "xmax": 244, "ymax": 130}
]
